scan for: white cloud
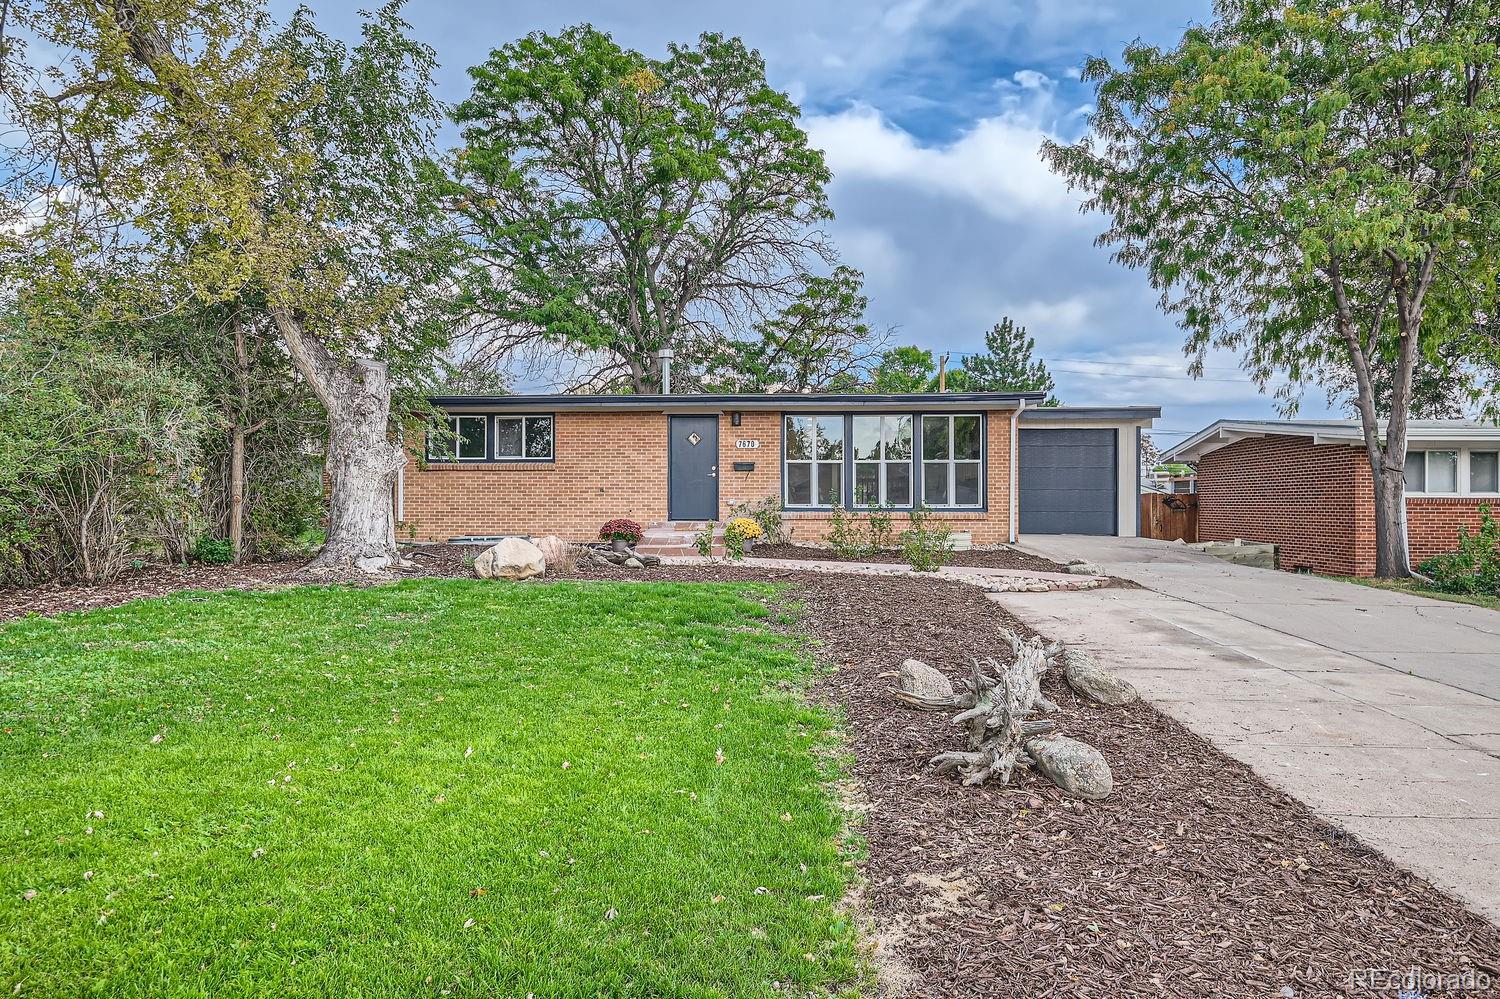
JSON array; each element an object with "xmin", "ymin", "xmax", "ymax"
[{"xmin": 806, "ymin": 97, "xmax": 1080, "ymax": 221}]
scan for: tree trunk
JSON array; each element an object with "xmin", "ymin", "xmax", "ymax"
[
  {"xmin": 1372, "ymin": 461, "xmax": 1413, "ymax": 578},
  {"xmin": 269, "ymin": 307, "xmax": 404, "ymax": 575},
  {"xmin": 230, "ymin": 424, "xmax": 247, "ymax": 561}
]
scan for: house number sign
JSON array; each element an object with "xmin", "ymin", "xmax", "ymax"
[{"xmin": 734, "ymin": 439, "xmax": 761, "ymax": 449}]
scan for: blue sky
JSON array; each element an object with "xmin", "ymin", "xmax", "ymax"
[{"xmin": 274, "ymin": 0, "xmax": 1346, "ymax": 446}]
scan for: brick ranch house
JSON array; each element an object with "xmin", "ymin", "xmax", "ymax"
[
  {"xmin": 1167, "ymin": 420, "xmax": 1500, "ymax": 576},
  {"xmin": 397, "ymin": 392, "xmax": 1160, "ymax": 550}
]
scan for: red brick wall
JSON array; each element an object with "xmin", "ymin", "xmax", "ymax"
[
  {"xmin": 398, "ymin": 411, "xmax": 669, "ymax": 542},
  {"xmin": 1407, "ymin": 498, "xmax": 1496, "ymax": 566},
  {"xmin": 399, "ymin": 408, "xmax": 1018, "ymax": 544},
  {"xmin": 1195, "ymin": 435, "xmax": 1495, "ymax": 576}
]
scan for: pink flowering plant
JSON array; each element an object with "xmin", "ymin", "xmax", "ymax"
[{"xmin": 598, "ymin": 518, "xmax": 644, "ymax": 544}]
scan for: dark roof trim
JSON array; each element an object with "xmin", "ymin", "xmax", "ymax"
[
  {"xmin": 1020, "ymin": 406, "xmax": 1161, "ymax": 422},
  {"xmin": 427, "ymin": 390, "xmax": 1048, "ymax": 411}
]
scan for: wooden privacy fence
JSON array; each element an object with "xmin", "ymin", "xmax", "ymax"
[{"xmin": 1140, "ymin": 493, "xmax": 1199, "ymax": 542}]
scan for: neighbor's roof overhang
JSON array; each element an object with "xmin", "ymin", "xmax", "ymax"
[
  {"xmin": 427, "ymin": 391, "xmax": 1050, "ymax": 413},
  {"xmin": 1165, "ymin": 418, "xmax": 1500, "ymax": 463}
]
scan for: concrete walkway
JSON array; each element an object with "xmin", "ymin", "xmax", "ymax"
[{"xmin": 1000, "ymin": 535, "xmax": 1500, "ymax": 921}]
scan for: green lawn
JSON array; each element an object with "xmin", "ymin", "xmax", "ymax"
[
  {"xmin": 0, "ymin": 580, "xmax": 861, "ymax": 998},
  {"xmin": 1328, "ymin": 574, "xmax": 1500, "ymax": 612}
]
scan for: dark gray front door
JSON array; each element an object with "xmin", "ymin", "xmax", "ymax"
[
  {"xmin": 1019, "ymin": 428, "xmax": 1118, "ymax": 535},
  {"xmin": 669, "ymin": 415, "xmax": 719, "ymax": 521}
]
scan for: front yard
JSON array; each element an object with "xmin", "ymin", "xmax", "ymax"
[
  {"xmin": 0, "ymin": 581, "xmax": 859, "ymax": 998},
  {"xmin": 5, "ymin": 564, "xmax": 1499, "ymax": 997}
]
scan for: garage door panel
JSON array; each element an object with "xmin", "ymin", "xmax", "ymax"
[{"xmin": 1019, "ymin": 428, "xmax": 1118, "ymax": 535}]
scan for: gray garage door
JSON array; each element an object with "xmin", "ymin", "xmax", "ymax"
[{"xmin": 1019, "ymin": 428, "xmax": 1118, "ymax": 535}]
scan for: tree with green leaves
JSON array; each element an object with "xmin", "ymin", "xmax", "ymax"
[
  {"xmin": 702, "ymin": 267, "xmax": 884, "ymax": 392},
  {"xmin": 870, "ymin": 345, "xmax": 944, "ymax": 393},
  {"xmin": 1044, "ymin": 0, "xmax": 1500, "ymax": 578},
  {"xmin": 3, "ymin": 0, "xmax": 461, "ymax": 574},
  {"xmin": 449, "ymin": 25, "xmax": 837, "ymax": 393},
  {"xmin": 959, "ymin": 317, "xmax": 1059, "ymax": 402}
]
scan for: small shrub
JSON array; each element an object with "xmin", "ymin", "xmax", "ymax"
[
  {"xmin": 729, "ymin": 495, "xmax": 787, "ymax": 545},
  {"xmin": 865, "ymin": 503, "xmax": 894, "ymax": 551},
  {"xmin": 193, "ymin": 536, "xmax": 235, "ymax": 566},
  {"xmin": 826, "ymin": 504, "xmax": 869, "ymax": 560},
  {"xmin": 1419, "ymin": 504, "xmax": 1500, "ymax": 596},
  {"xmin": 598, "ymin": 518, "xmax": 644, "ymax": 545},
  {"xmin": 693, "ymin": 526, "xmax": 715, "ymax": 558},
  {"xmin": 900, "ymin": 505, "xmax": 953, "ymax": 572}
]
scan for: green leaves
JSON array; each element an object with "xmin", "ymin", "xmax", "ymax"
[{"xmin": 450, "ymin": 25, "xmax": 839, "ymax": 392}]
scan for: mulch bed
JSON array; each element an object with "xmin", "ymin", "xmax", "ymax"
[
  {"xmin": 571, "ymin": 562, "xmax": 1500, "ymax": 997},
  {"xmin": 4, "ymin": 554, "xmax": 1497, "ymax": 996},
  {"xmin": 750, "ymin": 542, "xmax": 1070, "ymax": 574}
]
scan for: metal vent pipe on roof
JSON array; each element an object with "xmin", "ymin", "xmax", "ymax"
[{"xmin": 655, "ymin": 348, "xmax": 674, "ymax": 395}]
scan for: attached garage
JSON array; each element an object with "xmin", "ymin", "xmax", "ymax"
[{"xmin": 1019, "ymin": 428, "xmax": 1117, "ymax": 534}]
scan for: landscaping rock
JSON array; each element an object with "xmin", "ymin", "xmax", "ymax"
[
  {"xmin": 532, "ymin": 535, "xmax": 572, "ymax": 568},
  {"xmin": 1025, "ymin": 734, "xmax": 1113, "ymax": 800},
  {"xmin": 1060, "ymin": 649, "xmax": 1139, "ymax": 706},
  {"xmin": 622, "ymin": 556, "xmax": 644, "ymax": 569},
  {"xmin": 898, "ymin": 659, "xmax": 955, "ymax": 701},
  {"xmin": 638, "ymin": 553, "xmax": 662, "ymax": 567},
  {"xmin": 474, "ymin": 538, "xmax": 546, "ymax": 581},
  {"xmin": 1066, "ymin": 562, "xmax": 1105, "ymax": 576}
]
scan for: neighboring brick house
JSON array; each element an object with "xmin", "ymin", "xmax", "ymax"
[
  {"xmin": 1167, "ymin": 420, "xmax": 1500, "ymax": 576},
  {"xmin": 397, "ymin": 392, "xmax": 1159, "ymax": 550}
]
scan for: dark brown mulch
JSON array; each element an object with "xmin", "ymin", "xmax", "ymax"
[
  {"xmin": 750, "ymin": 542, "xmax": 1070, "ymax": 574},
  {"xmin": 0, "ymin": 545, "xmax": 480, "ymax": 625},
  {"xmin": 572, "ymin": 561, "xmax": 1500, "ymax": 998}
]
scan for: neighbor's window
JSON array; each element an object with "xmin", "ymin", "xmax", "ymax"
[
  {"xmin": 784, "ymin": 415, "xmax": 843, "ymax": 506},
  {"xmin": 920, "ymin": 414, "xmax": 982, "ymax": 507},
  {"xmin": 427, "ymin": 415, "xmax": 488, "ymax": 462},
  {"xmin": 494, "ymin": 415, "xmax": 554, "ymax": 460},
  {"xmin": 1405, "ymin": 450, "xmax": 1458, "ymax": 493},
  {"xmin": 852, "ymin": 415, "xmax": 913, "ymax": 507},
  {"xmin": 1471, "ymin": 451, "xmax": 1499, "ymax": 493}
]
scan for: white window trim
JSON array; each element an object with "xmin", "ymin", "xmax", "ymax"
[
  {"xmin": 492, "ymin": 414, "xmax": 554, "ymax": 462},
  {"xmin": 1405, "ymin": 447, "xmax": 1500, "ymax": 497},
  {"xmin": 783, "ymin": 414, "xmax": 844, "ymax": 508},
  {"xmin": 851, "ymin": 414, "xmax": 913, "ymax": 508},
  {"xmin": 426, "ymin": 415, "xmax": 489, "ymax": 463},
  {"xmin": 920, "ymin": 413, "xmax": 984, "ymax": 509}
]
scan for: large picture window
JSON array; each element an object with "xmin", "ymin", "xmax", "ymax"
[
  {"xmin": 427, "ymin": 415, "xmax": 488, "ymax": 462},
  {"xmin": 852, "ymin": 415, "xmax": 913, "ymax": 507},
  {"xmin": 920, "ymin": 414, "xmax": 982, "ymax": 507},
  {"xmin": 784, "ymin": 415, "xmax": 844, "ymax": 507}
]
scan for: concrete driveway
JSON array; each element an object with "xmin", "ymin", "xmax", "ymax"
[{"xmin": 1000, "ymin": 535, "xmax": 1500, "ymax": 921}]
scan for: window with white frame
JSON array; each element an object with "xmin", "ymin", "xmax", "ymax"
[
  {"xmin": 493, "ymin": 415, "xmax": 554, "ymax": 460},
  {"xmin": 1473, "ymin": 451, "xmax": 1499, "ymax": 493},
  {"xmin": 427, "ymin": 415, "xmax": 488, "ymax": 462},
  {"xmin": 784, "ymin": 415, "xmax": 843, "ymax": 506},
  {"xmin": 921, "ymin": 414, "xmax": 982, "ymax": 507},
  {"xmin": 852, "ymin": 415, "xmax": 913, "ymax": 507},
  {"xmin": 1404, "ymin": 448, "xmax": 1499, "ymax": 495}
]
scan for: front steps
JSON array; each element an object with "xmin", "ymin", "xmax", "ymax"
[{"xmin": 636, "ymin": 521, "xmax": 724, "ymax": 557}]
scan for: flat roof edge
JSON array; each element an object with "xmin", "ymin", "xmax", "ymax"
[
  {"xmin": 1020, "ymin": 406, "xmax": 1161, "ymax": 421},
  {"xmin": 427, "ymin": 391, "xmax": 1049, "ymax": 409}
]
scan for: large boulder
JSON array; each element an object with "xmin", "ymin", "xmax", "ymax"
[
  {"xmin": 474, "ymin": 538, "xmax": 547, "ymax": 580},
  {"xmin": 1026, "ymin": 735, "xmax": 1113, "ymax": 800},
  {"xmin": 1061, "ymin": 649, "xmax": 1139, "ymax": 706},
  {"xmin": 898, "ymin": 659, "xmax": 955, "ymax": 702},
  {"xmin": 531, "ymin": 535, "xmax": 572, "ymax": 568}
]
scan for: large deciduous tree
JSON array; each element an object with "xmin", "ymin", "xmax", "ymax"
[
  {"xmin": 1043, "ymin": 0, "xmax": 1500, "ymax": 578},
  {"xmin": 702, "ymin": 267, "xmax": 884, "ymax": 392},
  {"xmin": 2, "ymin": 0, "xmax": 460, "ymax": 574},
  {"xmin": 449, "ymin": 25, "xmax": 836, "ymax": 393}
]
